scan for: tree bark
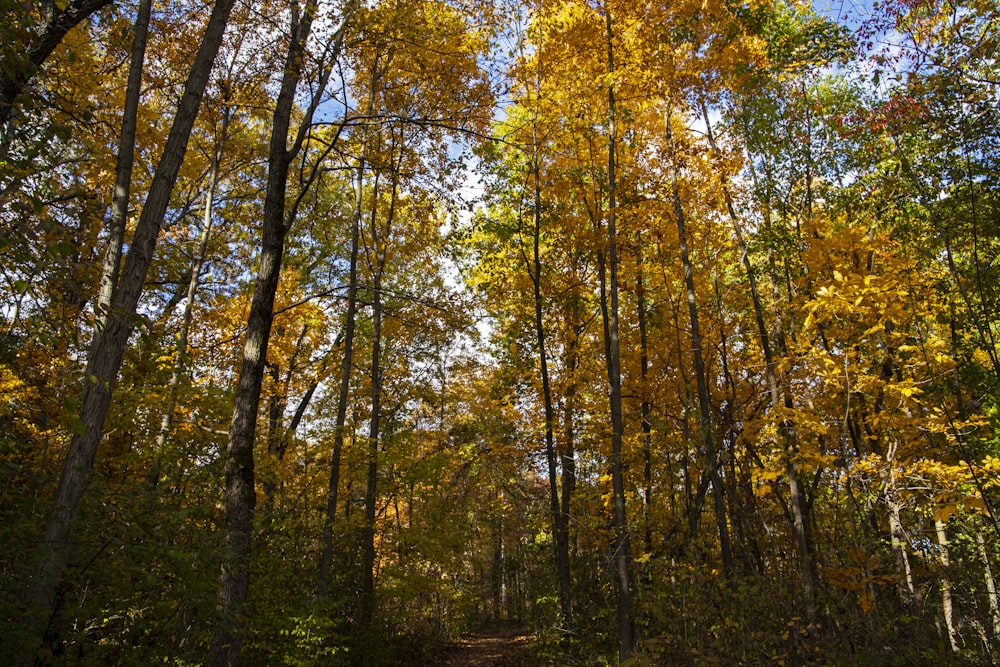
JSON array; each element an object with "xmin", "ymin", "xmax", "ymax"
[
  {"xmin": 560, "ymin": 324, "xmax": 580, "ymax": 562},
  {"xmin": 935, "ymin": 519, "xmax": 959, "ymax": 653},
  {"xmin": 317, "ymin": 21, "xmax": 371, "ymax": 598},
  {"xmin": 317, "ymin": 157, "xmax": 363, "ymax": 600},
  {"xmin": 884, "ymin": 464, "xmax": 915, "ymax": 607},
  {"xmin": 528, "ymin": 134, "xmax": 572, "ymax": 629},
  {"xmin": 360, "ymin": 242, "xmax": 383, "ymax": 628},
  {"xmin": 701, "ymin": 99, "xmax": 812, "ymax": 601},
  {"xmin": 361, "ymin": 150, "xmax": 396, "ymax": 628},
  {"xmin": 636, "ymin": 233, "xmax": 653, "ymax": 555},
  {"xmin": 978, "ymin": 532, "xmax": 1000, "ymax": 642}
]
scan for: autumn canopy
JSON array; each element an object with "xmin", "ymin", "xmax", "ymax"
[{"xmin": 1, "ymin": 0, "xmax": 998, "ymax": 663}]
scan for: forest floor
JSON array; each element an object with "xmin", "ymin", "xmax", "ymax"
[{"xmin": 437, "ymin": 624, "xmax": 539, "ymax": 666}]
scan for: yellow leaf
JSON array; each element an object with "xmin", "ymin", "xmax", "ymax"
[
  {"xmin": 848, "ymin": 547, "xmax": 867, "ymax": 566},
  {"xmin": 859, "ymin": 587, "xmax": 875, "ymax": 614},
  {"xmin": 965, "ymin": 496, "xmax": 987, "ymax": 514},
  {"xmin": 933, "ymin": 501, "xmax": 957, "ymax": 522}
]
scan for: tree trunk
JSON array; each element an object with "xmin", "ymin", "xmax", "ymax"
[
  {"xmin": 94, "ymin": 0, "xmax": 151, "ymax": 333},
  {"xmin": 663, "ymin": 105, "xmax": 734, "ymax": 578},
  {"xmin": 603, "ymin": 8, "xmax": 633, "ymax": 660},
  {"xmin": 361, "ymin": 150, "xmax": 397, "ymax": 628},
  {"xmin": 317, "ymin": 22, "xmax": 373, "ymax": 597},
  {"xmin": 560, "ymin": 332, "xmax": 578, "ymax": 556},
  {"xmin": 657, "ymin": 272, "xmax": 700, "ymax": 542},
  {"xmin": 935, "ymin": 519, "xmax": 959, "ymax": 653},
  {"xmin": 527, "ymin": 122, "xmax": 572, "ymax": 630},
  {"xmin": 884, "ymin": 462, "xmax": 915, "ymax": 607},
  {"xmin": 152, "ymin": 110, "xmax": 228, "ymax": 485},
  {"xmin": 636, "ymin": 233, "xmax": 653, "ymax": 555},
  {"xmin": 713, "ymin": 275, "xmax": 754, "ymax": 575},
  {"xmin": 701, "ymin": 99, "xmax": 812, "ymax": 602},
  {"xmin": 208, "ymin": 1, "xmax": 331, "ymax": 661},
  {"xmin": 359, "ymin": 248, "xmax": 382, "ymax": 629},
  {"xmin": 978, "ymin": 533, "xmax": 1000, "ymax": 642},
  {"xmin": 317, "ymin": 157, "xmax": 363, "ymax": 599},
  {"xmin": 16, "ymin": 0, "xmax": 238, "ymax": 659}
]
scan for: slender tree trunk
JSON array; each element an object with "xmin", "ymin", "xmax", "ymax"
[
  {"xmin": 560, "ymin": 325, "xmax": 580, "ymax": 564},
  {"xmin": 266, "ymin": 359, "xmax": 284, "ymax": 458},
  {"xmin": 978, "ymin": 533, "xmax": 1000, "ymax": 641},
  {"xmin": 701, "ymin": 99, "xmax": 812, "ymax": 602},
  {"xmin": 935, "ymin": 519, "xmax": 959, "ymax": 653},
  {"xmin": 663, "ymin": 106, "xmax": 734, "ymax": 578},
  {"xmin": 361, "ymin": 151, "xmax": 396, "ymax": 628},
  {"xmin": 317, "ymin": 157, "xmax": 363, "ymax": 599},
  {"xmin": 636, "ymin": 234, "xmax": 653, "ymax": 555},
  {"xmin": 657, "ymin": 270, "xmax": 700, "ymax": 541},
  {"xmin": 95, "ymin": 0, "xmax": 150, "ymax": 333},
  {"xmin": 16, "ymin": 0, "xmax": 238, "ymax": 659},
  {"xmin": 316, "ymin": 25, "xmax": 373, "ymax": 595},
  {"xmin": 208, "ymin": 1, "xmax": 329, "ymax": 661},
  {"xmin": 152, "ymin": 111, "xmax": 228, "ymax": 484},
  {"xmin": 360, "ymin": 250, "xmax": 383, "ymax": 629},
  {"xmin": 522, "ymin": 22, "xmax": 572, "ymax": 629},
  {"xmin": 714, "ymin": 276, "xmax": 754, "ymax": 575},
  {"xmin": 884, "ymin": 460, "xmax": 915, "ymax": 606},
  {"xmin": 603, "ymin": 9, "xmax": 633, "ymax": 660},
  {"xmin": 527, "ymin": 124, "xmax": 572, "ymax": 629}
]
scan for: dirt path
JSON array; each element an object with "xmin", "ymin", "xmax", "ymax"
[{"xmin": 437, "ymin": 625, "xmax": 538, "ymax": 666}]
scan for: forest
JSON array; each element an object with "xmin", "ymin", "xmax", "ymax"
[{"xmin": 0, "ymin": 0, "xmax": 998, "ymax": 663}]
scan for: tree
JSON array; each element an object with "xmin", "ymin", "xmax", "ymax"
[
  {"xmin": 2, "ymin": 0, "xmax": 1000, "ymax": 663},
  {"xmin": 209, "ymin": 0, "xmax": 352, "ymax": 661},
  {"xmin": 14, "ymin": 0, "xmax": 240, "ymax": 658}
]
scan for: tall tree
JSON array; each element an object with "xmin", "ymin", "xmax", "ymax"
[
  {"xmin": 15, "ymin": 0, "xmax": 240, "ymax": 658},
  {"xmin": 601, "ymin": 6, "xmax": 634, "ymax": 659},
  {"xmin": 317, "ymin": 154, "xmax": 364, "ymax": 599},
  {"xmin": 152, "ymin": 101, "xmax": 230, "ymax": 483},
  {"xmin": 209, "ymin": 0, "xmax": 351, "ymax": 662},
  {"xmin": 700, "ymin": 97, "xmax": 812, "ymax": 601}
]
